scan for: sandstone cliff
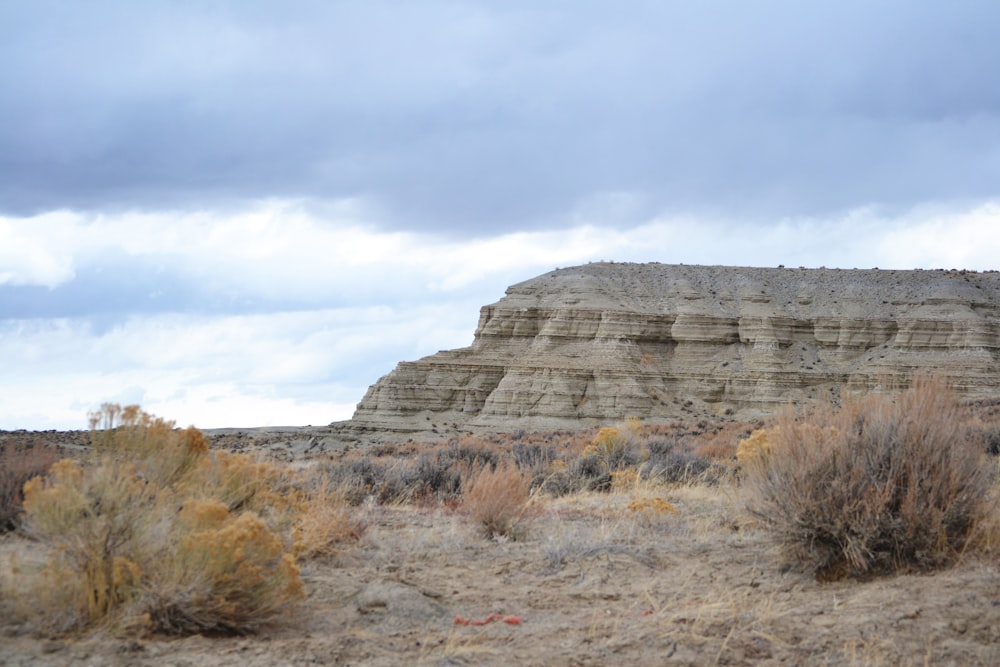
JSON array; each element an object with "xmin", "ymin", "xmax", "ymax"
[{"xmin": 349, "ymin": 263, "xmax": 1000, "ymax": 438}]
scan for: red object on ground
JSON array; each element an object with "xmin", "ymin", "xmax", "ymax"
[{"xmin": 454, "ymin": 613, "xmax": 522, "ymax": 626}]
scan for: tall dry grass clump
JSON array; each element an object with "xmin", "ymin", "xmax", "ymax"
[
  {"xmin": 9, "ymin": 404, "xmax": 314, "ymax": 636},
  {"xmin": 462, "ymin": 463, "xmax": 535, "ymax": 540},
  {"xmin": 743, "ymin": 376, "xmax": 996, "ymax": 580},
  {"xmin": 291, "ymin": 475, "xmax": 367, "ymax": 560}
]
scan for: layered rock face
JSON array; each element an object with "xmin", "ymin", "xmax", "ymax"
[{"xmin": 350, "ymin": 263, "xmax": 1000, "ymax": 437}]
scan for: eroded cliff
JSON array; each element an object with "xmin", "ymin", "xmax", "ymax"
[{"xmin": 349, "ymin": 263, "xmax": 1000, "ymax": 438}]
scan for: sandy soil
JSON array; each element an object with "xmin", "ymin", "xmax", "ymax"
[{"xmin": 4, "ymin": 480, "xmax": 1000, "ymax": 667}]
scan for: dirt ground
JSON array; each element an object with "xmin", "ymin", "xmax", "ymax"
[{"xmin": 4, "ymin": 478, "xmax": 1000, "ymax": 667}]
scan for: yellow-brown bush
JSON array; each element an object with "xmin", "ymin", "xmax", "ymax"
[
  {"xmin": 627, "ymin": 497, "xmax": 678, "ymax": 514},
  {"xmin": 20, "ymin": 458, "xmax": 158, "ymax": 628},
  {"xmin": 744, "ymin": 377, "xmax": 996, "ymax": 580},
  {"xmin": 181, "ymin": 450, "xmax": 301, "ymax": 534},
  {"xmin": 582, "ymin": 421, "xmax": 648, "ymax": 473},
  {"xmin": 88, "ymin": 403, "xmax": 207, "ymax": 487},
  {"xmin": 142, "ymin": 501, "xmax": 304, "ymax": 635},
  {"xmin": 462, "ymin": 463, "xmax": 535, "ymax": 540},
  {"xmin": 292, "ymin": 475, "xmax": 367, "ymax": 561},
  {"xmin": 11, "ymin": 404, "xmax": 315, "ymax": 636},
  {"xmin": 610, "ymin": 468, "xmax": 641, "ymax": 492},
  {"xmin": 735, "ymin": 428, "xmax": 774, "ymax": 464}
]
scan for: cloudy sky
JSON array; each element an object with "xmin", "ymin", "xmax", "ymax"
[{"xmin": 3, "ymin": 2, "xmax": 1000, "ymax": 430}]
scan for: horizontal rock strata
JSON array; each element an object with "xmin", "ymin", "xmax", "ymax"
[{"xmin": 349, "ymin": 263, "xmax": 1000, "ymax": 438}]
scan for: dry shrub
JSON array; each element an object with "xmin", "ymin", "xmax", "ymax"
[
  {"xmin": 317, "ymin": 441, "xmax": 505, "ymax": 506},
  {"xmin": 610, "ymin": 468, "xmax": 641, "ymax": 492},
  {"xmin": 553, "ymin": 421, "xmax": 650, "ymax": 495},
  {"xmin": 315, "ymin": 455, "xmax": 393, "ymax": 505},
  {"xmin": 538, "ymin": 458, "xmax": 585, "ymax": 497},
  {"xmin": 692, "ymin": 421, "xmax": 758, "ymax": 460},
  {"xmin": 142, "ymin": 501, "xmax": 304, "ymax": 635},
  {"xmin": 292, "ymin": 475, "xmax": 366, "ymax": 560},
  {"xmin": 692, "ymin": 438, "xmax": 737, "ymax": 460},
  {"xmin": 744, "ymin": 376, "xmax": 996, "ymax": 580},
  {"xmin": 88, "ymin": 403, "xmax": 207, "ymax": 487},
  {"xmin": 735, "ymin": 428, "xmax": 774, "ymax": 464},
  {"xmin": 19, "ymin": 459, "xmax": 165, "ymax": 631},
  {"xmin": 182, "ymin": 450, "xmax": 300, "ymax": 532},
  {"xmin": 582, "ymin": 422, "xmax": 648, "ymax": 473},
  {"xmin": 0, "ymin": 441, "xmax": 60, "ymax": 532},
  {"xmin": 462, "ymin": 463, "xmax": 535, "ymax": 540},
  {"xmin": 626, "ymin": 497, "xmax": 679, "ymax": 531},
  {"xmin": 540, "ymin": 423, "xmax": 722, "ymax": 494},
  {"xmin": 643, "ymin": 437, "xmax": 720, "ymax": 485},
  {"xmin": 13, "ymin": 404, "xmax": 309, "ymax": 635}
]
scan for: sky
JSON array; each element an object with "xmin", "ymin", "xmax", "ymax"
[{"xmin": 2, "ymin": 1, "xmax": 1000, "ymax": 430}]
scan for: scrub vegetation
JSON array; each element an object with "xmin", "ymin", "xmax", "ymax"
[
  {"xmin": 743, "ymin": 376, "xmax": 997, "ymax": 580},
  {"xmin": 3, "ymin": 405, "xmax": 361, "ymax": 636},
  {"xmin": 3, "ymin": 381, "xmax": 1000, "ymax": 664}
]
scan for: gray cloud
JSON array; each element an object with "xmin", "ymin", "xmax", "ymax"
[
  {"xmin": 4, "ymin": 2, "xmax": 1000, "ymax": 429},
  {"xmin": 2, "ymin": 2, "xmax": 999, "ymax": 231}
]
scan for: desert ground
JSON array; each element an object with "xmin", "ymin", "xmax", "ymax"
[{"xmin": 3, "ymin": 416, "xmax": 1000, "ymax": 667}]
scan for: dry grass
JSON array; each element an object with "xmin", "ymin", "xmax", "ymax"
[
  {"xmin": 743, "ymin": 376, "xmax": 997, "ymax": 580},
  {"xmin": 462, "ymin": 463, "xmax": 536, "ymax": 540},
  {"xmin": 292, "ymin": 474, "xmax": 367, "ymax": 561}
]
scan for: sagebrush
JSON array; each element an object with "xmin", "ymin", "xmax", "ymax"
[
  {"xmin": 462, "ymin": 463, "xmax": 535, "ymax": 540},
  {"xmin": 5, "ymin": 404, "xmax": 366, "ymax": 636},
  {"xmin": 743, "ymin": 377, "xmax": 996, "ymax": 580}
]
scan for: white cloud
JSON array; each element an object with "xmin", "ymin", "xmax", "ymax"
[
  {"xmin": 0, "ymin": 212, "xmax": 79, "ymax": 286},
  {"xmin": 0, "ymin": 369, "xmax": 359, "ymax": 430},
  {"xmin": 0, "ymin": 302, "xmax": 479, "ymax": 429},
  {"xmin": 601, "ymin": 203, "xmax": 1000, "ymax": 272},
  {"xmin": 6, "ymin": 198, "xmax": 998, "ymax": 302},
  {"xmin": 872, "ymin": 203, "xmax": 1000, "ymax": 270},
  {"xmin": 3, "ymin": 198, "xmax": 1000, "ymax": 429},
  {"xmin": 0, "ymin": 200, "xmax": 614, "ymax": 305}
]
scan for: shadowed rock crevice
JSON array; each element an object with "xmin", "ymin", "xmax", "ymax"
[{"xmin": 349, "ymin": 263, "xmax": 1000, "ymax": 438}]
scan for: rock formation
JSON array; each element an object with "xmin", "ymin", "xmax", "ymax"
[{"xmin": 348, "ymin": 263, "xmax": 1000, "ymax": 438}]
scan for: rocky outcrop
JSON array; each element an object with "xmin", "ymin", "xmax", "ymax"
[{"xmin": 348, "ymin": 263, "xmax": 1000, "ymax": 438}]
